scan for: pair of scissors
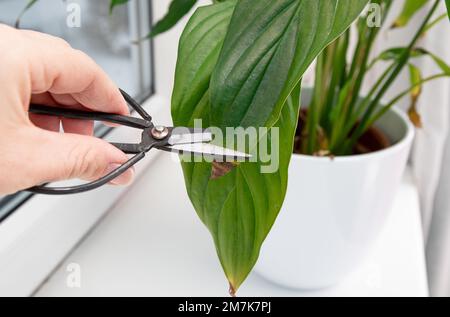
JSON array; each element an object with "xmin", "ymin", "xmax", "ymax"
[{"xmin": 26, "ymin": 89, "xmax": 250, "ymax": 195}]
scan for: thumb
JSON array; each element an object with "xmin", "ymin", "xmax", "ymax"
[{"xmin": 28, "ymin": 128, "xmax": 134, "ymax": 187}]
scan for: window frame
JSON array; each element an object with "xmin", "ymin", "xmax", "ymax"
[{"xmin": 0, "ymin": 0, "xmax": 156, "ymax": 223}]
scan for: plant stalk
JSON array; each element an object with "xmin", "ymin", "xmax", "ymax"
[{"xmin": 344, "ymin": 0, "xmax": 441, "ymax": 153}]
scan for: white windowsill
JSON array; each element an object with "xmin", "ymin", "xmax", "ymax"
[
  {"xmin": 0, "ymin": 94, "xmax": 171, "ymax": 297},
  {"xmin": 34, "ymin": 156, "xmax": 429, "ymax": 297}
]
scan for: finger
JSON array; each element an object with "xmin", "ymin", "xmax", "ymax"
[
  {"xmin": 49, "ymin": 93, "xmax": 95, "ymax": 135},
  {"xmin": 29, "ymin": 113, "xmax": 60, "ymax": 132},
  {"xmin": 29, "ymin": 93, "xmax": 59, "ymax": 131},
  {"xmin": 31, "ymin": 92, "xmax": 124, "ymax": 132},
  {"xmin": 31, "ymin": 92, "xmax": 58, "ymax": 106},
  {"xmin": 30, "ymin": 93, "xmax": 94, "ymax": 135},
  {"xmin": 61, "ymin": 118, "xmax": 94, "ymax": 135},
  {"xmin": 25, "ymin": 127, "xmax": 134, "ymax": 187},
  {"xmin": 22, "ymin": 30, "xmax": 129, "ymax": 116}
]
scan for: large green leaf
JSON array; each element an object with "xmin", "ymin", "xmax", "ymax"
[
  {"xmin": 172, "ymin": 0, "xmax": 236, "ymax": 125},
  {"xmin": 172, "ymin": 0, "xmax": 368, "ymax": 293},
  {"xmin": 210, "ymin": 0, "xmax": 369, "ymax": 129}
]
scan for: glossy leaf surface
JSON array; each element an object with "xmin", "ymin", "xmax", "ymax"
[{"xmin": 172, "ymin": 0, "xmax": 368, "ymax": 293}]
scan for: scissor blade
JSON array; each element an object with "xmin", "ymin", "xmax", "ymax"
[
  {"xmin": 163, "ymin": 143, "xmax": 251, "ymax": 161},
  {"xmin": 168, "ymin": 128, "xmax": 212, "ymax": 146}
]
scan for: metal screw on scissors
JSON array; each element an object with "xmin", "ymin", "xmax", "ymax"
[{"xmin": 26, "ymin": 89, "xmax": 251, "ymax": 195}]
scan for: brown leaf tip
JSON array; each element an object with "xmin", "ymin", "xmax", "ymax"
[
  {"xmin": 211, "ymin": 161, "xmax": 239, "ymax": 180},
  {"xmin": 408, "ymin": 108, "xmax": 423, "ymax": 128},
  {"xmin": 229, "ymin": 282, "xmax": 237, "ymax": 297},
  {"xmin": 390, "ymin": 22, "xmax": 400, "ymax": 29}
]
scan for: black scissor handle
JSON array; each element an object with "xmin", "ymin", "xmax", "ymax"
[
  {"xmin": 27, "ymin": 152, "xmax": 147, "ymax": 195},
  {"xmin": 29, "ymin": 88, "xmax": 152, "ymax": 129},
  {"xmin": 25, "ymin": 89, "xmax": 153, "ymax": 195},
  {"xmin": 29, "ymin": 104, "xmax": 152, "ymax": 129}
]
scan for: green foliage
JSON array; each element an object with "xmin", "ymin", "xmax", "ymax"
[
  {"xmin": 210, "ymin": 0, "xmax": 369, "ymax": 130},
  {"xmin": 109, "ymin": 0, "xmax": 129, "ymax": 14},
  {"xmin": 391, "ymin": 0, "xmax": 429, "ymax": 28},
  {"xmin": 172, "ymin": 0, "xmax": 368, "ymax": 294},
  {"xmin": 150, "ymin": 0, "xmax": 197, "ymax": 37},
  {"xmin": 300, "ymin": 0, "xmax": 450, "ymax": 156},
  {"xmin": 446, "ymin": 0, "xmax": 450, "ymax": 20},
  {"xmin": 14, "ymin": 0, "xmax": 449, "ymax": 295},
  {"xmin": 110, "ymin": 0, "xmax": 198, "ymax": 38},
  {"xmin": 371, "ymin": 47, "xmax": 450, "ymax": 75},
  {"xmin": 407, "ymin": 63, "xmax": 423, "ymax": 127}
]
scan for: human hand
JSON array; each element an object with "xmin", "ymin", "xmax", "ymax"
[{"xmin": 0, "ymin": 24, "xmax": 134, "ymax": 195}]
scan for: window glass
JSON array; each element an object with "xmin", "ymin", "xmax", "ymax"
[{"xmin": 0, "ymin": 0, "xmax": 153, "ymax": 221}]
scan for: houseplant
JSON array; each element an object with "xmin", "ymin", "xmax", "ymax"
[
  {"xmin": 255, "ymin": 0, "xmax": 450, "ymax": 289},
  {"xmin": 170, "ymin": 0, "xmax": 370, "ymax": 295},
  {"xmin": 101, "ymin": 0, "xmax": 450, "ymax": 294},
  {"xmin": 168, "ymin": 0, "xmax": 450, "ymax": 293},
  {"xmin": 17, "ymin": 0, "xmax": 450, "ymax": 294}
]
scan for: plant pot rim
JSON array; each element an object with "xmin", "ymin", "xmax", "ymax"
[{"xmin": 292, "ymin": 106, "xmax": 415, "ymax": 162}]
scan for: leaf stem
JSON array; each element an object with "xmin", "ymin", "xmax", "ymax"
[
  {"xmin": 367, "ymin": 73, "xmax": 449, "ymax": 128},
  {"xmin": 345, "ymin": 0, "xmax": 441, "ymax": 150}
]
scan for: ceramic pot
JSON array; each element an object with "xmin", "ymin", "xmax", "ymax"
[{"xmin": 255, "ymin": 89, "xmax": 415, "ymax": 289}]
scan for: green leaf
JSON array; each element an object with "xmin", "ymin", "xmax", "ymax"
[
  {"xmin": 423, "ymin": 13, "xmax": 447, "ymax": 34},
  {"xmin": 172, "ymin": 0, "xmax": 368, "ymax": 293},
  {"xmin": 376, "ymin": 47, "xmax": 421, "ymax": 60},
  {"xmin": 446, "ymin": 0, "xmax": 450, "ymax": 21},
  {"xmin": 421, "ymin": 50, "xmax": 450, "ymax": 75},
  {"xmin": 180, "ymin": 87, "xmax": 301, "ymax": 294},
  {"xmin": 407, "ymin": 63, "xmax": 423, "ymax": 128},
  {"xmin": 408, "ymin": 63, "xmax": 422, "ymax": 98},
  {"xmin": 172, "ymin": 0, "xmax": 236, "ymax": 126},
  {"xmin": 15, "ymin": 0, "xmax": 38, "ymax": 28},
  {"xmin": 392, "ymin": 0, "xmax": 429, "ymax": 28},
  {"xmin": 210, "ymin": 0, "xmax": 369, "ymax": 130},
  {"xmin": 109, "ymin": 0, "xmax": 129, "ymax": 14},
  {"xmin": 373, "ymin": 47, "xmax": 450, "ymax": 75},
  {"xmin": 150, "ymin": 0, "xmax": 198, "ymax": 38}
]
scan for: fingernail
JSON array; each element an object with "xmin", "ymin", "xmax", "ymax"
[{"xmin": 106, "ymin": 164, "xmax": 135, "ymax": 186}]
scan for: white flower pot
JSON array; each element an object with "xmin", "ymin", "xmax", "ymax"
[{"xmin": 254, "ymin": 90, "xmax": 415, "ymax": 290}]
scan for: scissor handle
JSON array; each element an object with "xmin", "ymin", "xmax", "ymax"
[
  {"xmin": 29, "ymin": 104, "xmax": 152, "ymax": 129},
  {"xmin": 27, "ymin": 152, "xmax": 146, "ymax": 195},
  {"xmin": 25, "ymin": 89, "xmax": 153, "ymax": 195},
  {"xmin": 28, "ymin": 88, "xmax": 152, "ymax": 128}
]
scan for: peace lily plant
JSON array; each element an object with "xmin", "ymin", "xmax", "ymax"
[
  {"xmin": 167, "ymin": 0, "xmax": 450, "ymax": 294},
  {"xmin": 170, "ymin": 0, "xmax": 373, "ymax": 295},
  {"xmin": 299, "ymin": 0, "xmax": 450, "ymax": 156},
  {"xmin": 105, "ymin": 0, "xmax": 369, "ymax": 294},
  {"xmin": 18, "ymin": 0, "xmax": 450, "ymax": 295}
]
